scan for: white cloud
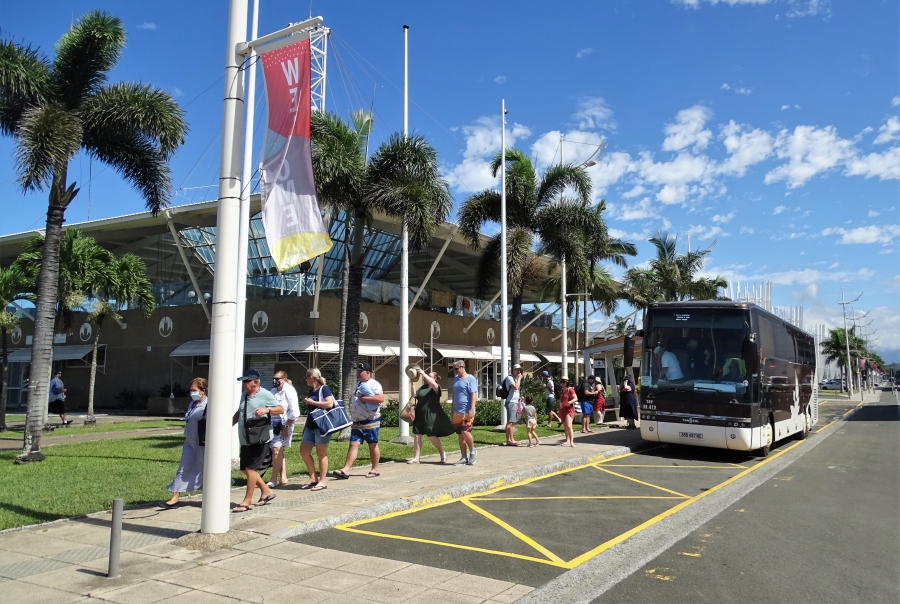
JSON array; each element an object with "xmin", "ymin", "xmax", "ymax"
[
  {"xmin": 781, "ymin": 105, "xmax": 790, "ymax": 111},
  {"xmin": 787, "ymin": 0, "xmax": 831, "ymax": 19},
  {"xmin": 868, "ymin": 210, "xmax": 880, "ymax": 217},
  {"xmin": 718, "ymin": 120, "xmax": 774, "ymax": 176},
  {"xmin": 621, "ymin": 185, "xmax": 645, "ymax": 199},
  {"xmin": 674, "ymin": 0, "xmax": 773, "ymax": 7},
  {"xmin": 764, "ymin": 125, "xmax": 855, "ymax": 188},
  {"xmin": 821, "ymin": 225, "xmax": 899, "ymax": 245},
  {"xmin": 773, "ymin": 205, "xmax": 786, "ymax": 215},
  {"xmin": 443, "ymin": 116, "xmax": 531, "ymax": 192},
  {"xmin": 494, "ymin": 75, "xmax": 507, "ymax": 85},
  {"xmin": 709, "ymin": 266, "xmax": 875, "ymax": 287},
  {"xmin": 637, "ymin": 150, "xmax": 715, "ymax": 204},
  {"xmin": 573, "ymin": 97, "xmax": 617, "ymax": 131},
  {"xmin": 575, "ymin": 48, "xmax": 594, "ymax": 59},
  {"xmin": 530, "ymin": 129, "xmax": 606, "ymax": 172},
  {"xmin": 609, "ymin": 198, "xmax": 659, "ymax": 221},
  {"xmin": 688, "ymin": 224, "xmax": 725, "ymax": 240},
  {"xmin": 873, "ymin": 116, "xmax": 900, "ymax": 144},
  {"xmin": 893, "ymin": 96, "xmax": 900, "ymax": 107},
  {"xmin": 588, "ymin": 151, "xmax": 634, "ymax": 195},
  {"xmin": 845, "ymin": 146, "xmax": 900, "ymax": 181},
  {"xmin": 739, "ymin": 226, "xmax": 754, "ymax": 234},
  {"xmin": 712, "ymin": 210, "xmax": 736, "ymax": 223},
  {"xmin": 662, "ymin": 105, "xmax": 713, "ymax": 152},
  {"xmin": 735, "ymin": 87, "xmax": 752, "ymax": 95},
  {"xmin": 136, "ymin": 22, "xmax": 157, "ymax": 30},
  {"xmin": 721, "ymin": 83, "xmax": 731, "ymax": 90},
  {"xmin": 171, "ymin": 87, "xmax": 183, "ymax": 98},
  {"xmin": 828, "ymin": 262, "xmax": 839, "ymax": 268}
]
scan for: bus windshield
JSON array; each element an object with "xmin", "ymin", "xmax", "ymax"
[{"xmin": 642, "ymin": 308, "xmax": 752, "ymax": 395}]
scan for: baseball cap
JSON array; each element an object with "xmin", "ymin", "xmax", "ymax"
[
  {"xmin": 513, "ymin": 363, "xmax": 522, "ymax": 370},
  {"xmin": 236, "ymin": 368, "xmax": 261, "ymax": 382},
  {"xmin": 588, "ymin": 375, "xmax": 596, "ymax": 382},
  {"xmin": 541, "ymin": 370, "xmax": 549, "ymax": 376},
  {"xmin": 356, "ymin": 362, "xmax": 372, "ymax": 372}
]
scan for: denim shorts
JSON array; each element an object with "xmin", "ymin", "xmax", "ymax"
[
  {"xmin": 349, "ymin": 427, "xmax": 380, "ymax": 444},
  {"xmin": 301, "ymin": 427, "xmax": 331, "ymax": 446}
]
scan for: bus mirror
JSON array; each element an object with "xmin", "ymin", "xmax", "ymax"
[
  {"xmin": 624, "ymin": 336, "xmax": 635, "ymax": 368},
  {"xmin": 742, "ymin": 338, "xmax": 759, "ymax": 374}
]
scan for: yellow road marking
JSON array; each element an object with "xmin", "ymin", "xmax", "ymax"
[
  {"xmin": 603, "ymin": 464, "xmax": 745, "ymax": 469},
  {"xmin": 679, "ymin": 552, "xmax": 701, "ymax": 557},
  {"xmin": 471, "ymin": 496, "xmax": 685, "ymax": 501},
  {"xmin": 592, "ymin": 466, "xmax": 691, "ymax": 498},
  {"xmin": 461, "ymin": 498, "xmax": 566, "ymax": 564},
  {"xmin": 335, "ymin": 525, "xmax": 568, "ymax": 568},
  {"xmin": 565, "ymin": 439, "xmax": 804, "ymax": 567}
]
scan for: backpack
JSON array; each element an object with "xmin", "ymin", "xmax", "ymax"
[
  {"xmin": 495, "ymin": 375, "xmax": 512, "ymax": 399},
  {"xmin": 575, "ymin": 382, "xmax": 587, "ymax": 402}
]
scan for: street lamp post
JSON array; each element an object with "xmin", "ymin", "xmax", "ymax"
[{"xmin": 498, "ymin": 99, "xmax": 509, "ymax": 430}]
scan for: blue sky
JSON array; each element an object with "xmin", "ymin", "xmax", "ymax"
[{"xmin": 1, "ymin": 0, "xmax": 898, "ymax": 361}]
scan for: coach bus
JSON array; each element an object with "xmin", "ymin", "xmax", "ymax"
[{"xmin": 625, "ymin": 301, "xmax": 817, "ymax": 456}]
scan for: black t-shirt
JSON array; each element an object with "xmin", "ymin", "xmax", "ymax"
[{"xmin": 304, "ymin": 385, "xmax": 333, "ymax": 429}]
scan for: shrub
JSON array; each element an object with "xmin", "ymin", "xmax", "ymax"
[
  {"xmin": 380, "ymin": 399, "xmax": 401, "ymax": 427},
  {"xmin": 158, "ymin": 382, "xmax": 190, "ymax": 398}
]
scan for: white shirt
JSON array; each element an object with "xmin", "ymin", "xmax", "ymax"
[
  {"xmin": 271, "ymin": 382, "xmax": 300, "ymax": 422},
  {"xmin": 660, "ymin": 351, "xmax": 684, "ymax": 380},
  {"xmin": 350, "ymin": 378, "xmax": 384, "ymax": 424},
  {"xmin": 545, "ymin": 379, "xmax": 556, "ymax": 398}
]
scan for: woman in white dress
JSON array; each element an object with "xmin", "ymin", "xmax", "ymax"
[{"xmin": 163, "ymin": 378, "xmax": 208, "ymax": 508}]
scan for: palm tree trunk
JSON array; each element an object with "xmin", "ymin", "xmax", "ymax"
[
  {"xmin": 510, "ymin": 293, "xmax": 523, "ymax": 368},
  {"xmin": 337, "ymin": 222, "xmax": 350, "ymax": 400},
  {"xmin": 86, "ymin": 320, "xmax": 102, "ymax": 425},
  {"xmin": 337, "ymin": 211, "xmax": 366, "ymax": 441},
  {"xmin": 1, "ymin": 326, "xmax": 9, "ymax": 432},
  {"xmin": 21, "ymin": 169, "xmax": 71, "ymax": 460}
]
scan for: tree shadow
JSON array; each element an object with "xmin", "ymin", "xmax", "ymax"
[{"xmin": 0, "ymin": 501, "xmax": 65, "ymax": 525}]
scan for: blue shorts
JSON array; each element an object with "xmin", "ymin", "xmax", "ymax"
[
  {"xmin": 301, "ymin": 427, "xmax": 331, "ymax": 446},
  {"xmin": 581, "ymin": 402, "xmax": 593, "ymax": 417},
  {"xmin": 545, "ymin": 397, "xmax": 556, "ymax": 412},
  {"xmin": 350, "ymin": 427, "xmax": 380, "ymax": 444}
]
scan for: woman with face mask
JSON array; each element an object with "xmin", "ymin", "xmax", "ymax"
[{"xmin": 162, "ymin": 378, "xmax": 208, "ymax": 508}]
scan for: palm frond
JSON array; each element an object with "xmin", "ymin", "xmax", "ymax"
[
  {"xmin": 535, "ymin": 163, "xmax": 592, "ymax": 207},
  {"xmin": 457, "ymin": 190, "xmax": 501, "ymax": 249},
  {"xmin": 82, "ymin": 83, "xmax": 187, "ymax": 158},
  {"xmin": 310, "ymin": 110, "xmax": 365, "ymax": 213},
  {"xmin": 52, "ymin": 10, "xmax": 125, "ymax": 109},
  {"xmin": 0, "ymin": 39, "xmax": 52, "ymax": 135},
  {"xmin": 14, "ymin": 103, "xmax": 82, "ymax": 192}
]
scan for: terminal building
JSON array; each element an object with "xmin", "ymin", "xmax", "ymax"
[{"xmin": 0, "ymin": 196, "xmax": 626, "ymax": 411}]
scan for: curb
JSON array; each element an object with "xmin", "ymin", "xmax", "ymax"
[{"xmin": 272, "ymin": 440, "xmax": 653, "ymax": 540}]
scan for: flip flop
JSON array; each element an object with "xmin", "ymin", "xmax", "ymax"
[
  {"xmin": 332, "ymin": 470, "xmax": 350, "ymax": 479},
  {"xmin": 299, "ymin": 482, "xmax": 319, "ymax": 490},
  {"xmin": 231, "ymin": 505, "xmax": 252, "ymax": 513},
  {"xmin": 254, "ymin": 492, "xmax": 276, "ymax": 506},
  {"xmin": 310, "ymin": 484, "xmax": 328, "ymax": 491},
  {"xmin": 406, "ymin": 459, "xmax": 420, "ymax": 464},
  {"xmin": 365, "ymin": 471, "xmax": 380, "ymax": 478}
]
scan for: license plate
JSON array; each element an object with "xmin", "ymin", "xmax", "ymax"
[{"xmin": 678, "ymin": 431, "xmax": 704, "ymax": 440}]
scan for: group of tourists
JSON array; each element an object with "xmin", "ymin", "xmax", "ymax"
[{"xmin": 161, "ymin": 359, "xmax": 640, "ymax": 510}]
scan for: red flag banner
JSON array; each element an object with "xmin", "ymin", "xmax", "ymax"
[{"xmin": 258, "ymin": 37, "xmax": 331, "ymax": 270}]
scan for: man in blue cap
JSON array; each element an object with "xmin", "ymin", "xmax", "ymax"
[{"xmin": 231, "ymin": 369, "xmax": 283, "ymax": 512}]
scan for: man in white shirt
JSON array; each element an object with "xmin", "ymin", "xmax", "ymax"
[
  {"xmin": 268, "ymin": 370, "xmax": 300, "ymax": 487},
  {"xmin": 335, "ymin": 363, "xmax": 384, "ymax": 479},
  {"xmin": 656, "ymin": 344, "xmax": 684, "ymax": 381}
]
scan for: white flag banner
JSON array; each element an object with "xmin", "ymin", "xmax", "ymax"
[{"xmin": 258, "ymin": 37, "xmax": 331, "ymax": 271}]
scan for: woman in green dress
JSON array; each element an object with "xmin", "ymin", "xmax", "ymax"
[{"xmin": 406, "ymin": 368, "xmax": 455, "ymax": 464}]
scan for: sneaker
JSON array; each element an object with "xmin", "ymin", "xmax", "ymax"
[
  {"xmin": 453, "ymin": 456, "xmax": 468, "ymax": 466},
  {"xmin": 467, "ymin": 450, "xmax": 477, "ymax": 466},
  {"xmin": 266, "ymin": 481, "xmax": 275, "ymax": 488}
]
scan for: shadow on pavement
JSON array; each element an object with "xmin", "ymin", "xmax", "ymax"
[{"xmin": 847, "ymin": 405, "xmax": 900, "ymax": 422}]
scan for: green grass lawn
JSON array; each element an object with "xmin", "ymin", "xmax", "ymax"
[
  {"xmin": 0, "ymin": 423, "xmax": 570, "ymax": 531},
  {"xmin": 0, "ymin": 419, "xmax": 185, "ymax": 438}
]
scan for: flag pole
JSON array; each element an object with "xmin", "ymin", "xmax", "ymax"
[
  {"xmin": 498, "ymin": 99, "xmax": 509, "ymax": 431},
  {"xmin": 202, "ymin": 0, "xmax": 248, "ymax": 534},
  {"xmin": 394, "ymin": 24, "xmax": 413, "ymax": 444}
]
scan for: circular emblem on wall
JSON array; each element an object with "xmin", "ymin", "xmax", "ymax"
[
  {"xmin": 359, "ymin": 312, "xmax": 369, "ymax": 334},
  {"xmin": 530, "ymin": 333, "xmax": 538, "ymax": 348},
  {"xmin": 79, "ymin": 323, "xmax": 92, "ymax": 342},
  {"xmin": 158, "ymin": 317, "xmax": 174, "ymax": 338},
  {"xmin": 10, "ymin": 327, "xmax": 22, "ymax": 345},
  {"xmin": 567, "ymin": 337, "xmax": 573, "ymax": 349},
  {"xmin": 431, "ymin": 321, "xmax": 441, "ymax": 340},
  {"xmin": 251, "ymin": 310, "xmax": 269, "ymax": 333},
  {"xmin": 486, "ymin": 327, "xmax": 495, "ymax": 344}
]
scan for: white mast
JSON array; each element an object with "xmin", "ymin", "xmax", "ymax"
[
  {"xmin": 560, "ymin": 136, "xmax": 568, "ymax": 380},
  {"xmin": 499, "ymin": 99, "xmax": 509, "ymax": 429}
]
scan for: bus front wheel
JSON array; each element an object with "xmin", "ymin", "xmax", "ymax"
[{"xmin": 758, "ymin": 422, "xmax": 773, "ymax": 457}]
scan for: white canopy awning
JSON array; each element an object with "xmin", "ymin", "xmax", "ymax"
[
  {"xmin": 8, "ymin": 344, "xmax": 94, "ymax": 363},
  {"xmin": 534, "ymin": 351, "xmax": 577, "ymax": 365},
  {"xmin": 430, "ymin": 344, "xmax": 495, "ymax": 361},
  {"xmin": 170, "ymin": 336, "xmax": 423, "ymax": 358},
  {"xmin": 489, "ymin": 347, "xmax": 540, "ymax": 363}
]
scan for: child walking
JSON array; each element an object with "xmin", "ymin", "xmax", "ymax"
[{"xmin": 522, "ymin": 396, "xmax": 541, "ymax": 447}]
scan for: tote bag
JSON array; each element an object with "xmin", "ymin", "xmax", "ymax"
[{"xmin": 310, "ymin": 387, "xmax": 352, "ymax": 436}]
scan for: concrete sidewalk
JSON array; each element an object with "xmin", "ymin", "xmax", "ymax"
[{"xmin": 0, "ymin": 424, "xmax": 646, "ymax": 604}]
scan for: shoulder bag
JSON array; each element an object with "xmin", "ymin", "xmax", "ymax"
[
  {"xmin": 241, "ymin": 395, "xmax": 272, "ymax": 445},
  {"xmin": 310, "ymin": 387, "xmax": 352, "ymax": 436}
]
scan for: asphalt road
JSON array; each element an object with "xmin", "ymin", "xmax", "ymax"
[{"xmin": 590, "ymin": 393, "xmax": 899, "ymax": 604}]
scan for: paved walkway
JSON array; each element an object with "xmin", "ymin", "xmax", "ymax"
[{"xmin": 0, "ymin": 424, "xmax": 645, "ymax": 604}]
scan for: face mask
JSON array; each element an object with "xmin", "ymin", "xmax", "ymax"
[
  {"xmin": 190, "ymin": 391, "xmax": 202, "ymax": 401},
  {"xmin": 273, "ymin": 379, "xmax": 281, "ymax": 387}
]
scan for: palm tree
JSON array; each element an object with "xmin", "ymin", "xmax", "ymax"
[
  {"xmin": 0, "ymin": 265, "xmax": 35, "ymax": 432},
  {"xmin": 0, "ymin": 11, "xmax": 187, "ymax": 461},
  {"xmin": 621, "ymin": 231, "xmax": 728, "ymax": 308},
  {"xmin": 821, "ymin": 327, "xmax": 867, "ymax": 392},
  {"xmin": 85, "ymin": 254, "xmax": 155, "ymax": 424},
  {"xmin": 459, "ymin": 148, "xmax": 596, "ymax": 366},
  {"xmin": 311, "ymin": 111, "xmax": 451, "ymax": 401}
]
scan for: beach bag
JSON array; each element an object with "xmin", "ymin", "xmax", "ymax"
[
  {"xmin": 311, "ymin": 388, "xmax": 352, "ymax": 436},
  {"xmin": 399, "ymin": 395, "xmax": 415, "ymax": 424}
]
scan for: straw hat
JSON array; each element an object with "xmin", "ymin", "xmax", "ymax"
[{"xmin": 405, "ymin": 364, "xmax": 421, "ymax": 381}]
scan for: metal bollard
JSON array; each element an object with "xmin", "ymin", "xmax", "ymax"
[{"xmin": 107, "ymin": 498, "xmax": 123, "ymax": 578}]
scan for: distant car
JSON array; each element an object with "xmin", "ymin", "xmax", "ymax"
[{"xmin": 819, "ymin": 379, "xmax": 844, "ymax": 391}]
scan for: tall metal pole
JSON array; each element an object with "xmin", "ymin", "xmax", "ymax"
[
  {"xmin": 394, "ymin": 25, "xmax": 412, "ymax": 444},
  {"xmin": 840, "ymin": 288, "xmax": 853, "ymax": 400},
  {"xmin": 499, "ymin": 99, "xmax": 509, "ymax": 429},
  {"xmin": 232, "ymin": 0, "xmax": 259, "ymax": 468},
  {"xmin": 560, "ymin": 135, "xmax": 568, "ymax": 380},
  {"xmin": 201, "ymin": 0, "xmax": 248, "ymax": 534}
]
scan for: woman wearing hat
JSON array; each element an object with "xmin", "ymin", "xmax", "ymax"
[
  {"xmin": 557, "ymin": 377, "xmax": 577, "ymax": 447},
  {"xmin": 619, "ymin": 375, "xmax": 639, "ymax": 429},
  {"xmin": 405, "ymin": 366, "xmax": 454, "ymax": 464}
]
